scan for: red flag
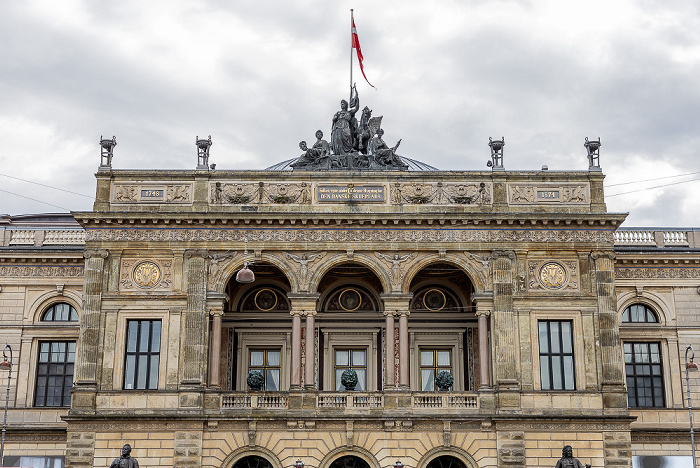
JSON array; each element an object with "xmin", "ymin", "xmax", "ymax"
[{"xmin": 351, "ymin": 17, "xmax": 375, "ymax": 89}]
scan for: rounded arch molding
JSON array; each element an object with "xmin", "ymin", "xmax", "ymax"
[
  {"xmin": 617, "ymin": 290, "xmax": 672, "ymax": 326},
  {"xmin": 307, "ymin": 253, "xmax": 392, "ymax": 295},
  {"xmin": 416, "ymin": 446, "xmax": 478, "ymax": 468},
  {"xmin": 402, "ymin": 253, "xmax": 487, "ymax": 295},
  {"xmin": 319, "ymin": 446, "xmax": 381, "ymax": 468},
  {"xmin": 221, "ymin": 446, "xmax": 283, "ymax": 468},
  {"xmin": 209, "ymin": 252, "xmax": 298, "ymax": 294},
  {"xmin": 28, "ymin": 289, "xmax": 82, "ymax": 323}
]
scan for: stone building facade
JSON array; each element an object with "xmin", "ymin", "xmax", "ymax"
[{"xmin": 1, "ymin": 167, "xmax": 699, "ymax": 468}]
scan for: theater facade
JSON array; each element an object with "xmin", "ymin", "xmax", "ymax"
[{"xmin": 1, "ymin": 157, "xmax": 700, "ymax": 468}]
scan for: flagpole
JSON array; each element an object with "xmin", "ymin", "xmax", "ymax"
[{"xmin": 350, "ymin": 9, "xmax": 354, "ymax": 103}]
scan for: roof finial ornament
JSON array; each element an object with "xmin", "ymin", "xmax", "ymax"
[
  {"xmin": 99, "ymin": 135, "xmax": 117, "ymax": 169},
  {"xmin": 196, "ymin": 135, "xmax": 212, "ymax": 170},
  {"xmin": 585, "ymin": 137, "xmax": 601, "ymax": 171},
  {"xmin": 487, "ymin": 137, "xmax": 504, "ymax": 171}
]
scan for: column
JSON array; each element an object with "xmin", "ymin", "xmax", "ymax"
[
  {"xmin": 384, "ymin": 312, "xmax": 395, "ymax": 389},
  {"xmin": 75, "ymin": 249, "xmax": 108, "ymax": 386},
  {"xmin": 208, "ymin": 310, "xmax": 223, "ymax": 388},
  {"xmin": 304, "ymin": 312, "xmax": 316, "ymax": 390},
  {"xmin": 399, "ymin": 312, "xmax": 409, "ymax": 388},
  {"xmin": 290, "ymin": 311, "xmax": 302, "ymax": 389},
  {"xmin": 476, "ymin": 309, "xmax": 492, "ymax": 389},
  {"xmin": 181, "ymin": 249, "xmax": 208, "ymax": 386},
  {"xmin": 492, "ymin": 250, "xmax": 518, "ymax": 389}
]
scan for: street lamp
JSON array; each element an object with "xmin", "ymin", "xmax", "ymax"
[
  {"xmin": 293, "ymin": 460, "xmax": 304, "ymax": 468},
  {"xmin": 0, "ymin": 344, "xmax": 12, "ymax": 467},
  {"xmin": 393, "ymin": 461, "xmax": 404, "ymax": 468},
  {"xmin": 686, "ymin": 344, "xmax": 698, "ymax": 468}
]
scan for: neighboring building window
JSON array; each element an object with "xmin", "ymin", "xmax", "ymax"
[
  {"xmin": 249, "ymin": 349, "xmax": 281, "ymax": 391},
  {"xmin": 538, "ymin": 321, "xmax": 575, "ymax": 390},
  {"xmin": 42, "ymin": 303, "xmax": 78, "ymax": 322},
  {"xmin": 624, "ymin": 342, "xmax": 664, "ymax": 407},
  {"xmin": 4, "ymin": 456, "xmax": 64, "ymax": 468},
  {"xmin": 335, "ymin": 349, "xmax": 366, "ymax": 390},
  {"xmin": 420, "ymin": 349, "xmax": 452, "ymax": 391},
  {"xmin": 123, "ymin": 320, "xmax": 161, "ymax": 390},
  {"xmin": 622, "ymin": 304, "xmax": 658, "ymax": 323},
  {"xmin": 35, "ymin": 341, "xmax": 75, "ymax": 407}
]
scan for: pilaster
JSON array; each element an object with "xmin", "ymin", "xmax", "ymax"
[{"xmin": 181, "ymin": 249, "xmax": 208, "ymax": 387}]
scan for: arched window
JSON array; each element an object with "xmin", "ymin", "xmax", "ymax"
[
  {"xmin": 233, "ymin": 456, "xmax": 274, "ymax": 468},
  {"xmin": 621, "ymin": 304, "xmax": 658, "ymax": 323},
  {"xmin": 42, "ymin": 303, "xmax": 78, "ymax": 322},
  {"xmin": 426, "ymin": 456, "xmax": 467, "ymax": 468}
]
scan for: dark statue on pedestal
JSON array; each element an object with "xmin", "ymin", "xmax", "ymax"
[
  {"xmin": 555, "ymin": 445, "xmax": 590, "ymax": 468},
  {"xmin": 110, "ymin": 444, "xmax": 139, "ymax": 468},
  {"xmin": 291, "ymin": 86, "xmax": 408, "ymax": 171}
]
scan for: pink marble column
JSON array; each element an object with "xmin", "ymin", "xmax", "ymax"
[
  {"xmin": 208, "ymin": 310, "xmax": 223, "ymax": 388},
  {"xmin": 399, "ymin": 312, "xmax": 409, "ymax": 388},
  {"xmin": 290, "ymin": 311, "xmax": 302, "ymax": 389},
  {"xmin": 304, "ymin": 312, "xmax": 316, "ymax": 390},
  {"xmin": 385, "ymin": 312, "xmax": 395, "ymax": 388},
  {"xmin": 477, "ymin": 309, "xmax": 492, "ymax": 389}
]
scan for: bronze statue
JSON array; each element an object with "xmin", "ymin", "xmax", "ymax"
[
  {"xmin": 555, "ymin": 445, "xmax": 590, "ymax": 468},
  {"xmin": 331, "ymin": 87, "xmax": 359, "ymax": 155},
  {"xmin": 291, "ymin": 130, "xmax": 330, "ymax": 169},
  {"xmin": 369, "ymin": 129, "xmax": 407, "ymax": 170},
  {"xmin": 110, "ymin": 444, "xmax": 139, "ymax": 468}
]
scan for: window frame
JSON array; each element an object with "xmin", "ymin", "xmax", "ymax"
[
  {"xmin": 34, "ymin": 341, "xmax": 76, "ymax": 407},
  {"xmin": 410, "ymin": 331, "xmax": 465, "ymax": 392},
  {"xmin": 334, "ymin": 348, "xmax": 368, "ymax": 391},
  {"xmin": 248, "ymin": 348, "xmax": 282, "ymax": 391},
  {"xmin": 237, "ymin": 331, "xmax": 290, "ymax": 391},
  {"xmin": 322, "ymin": 329, "xmax": 378, "ymax": 392},
  {"xmin": 123, "ymin": 319, "xmax": 162, "ymax": 390},
  {"xmin": 622, "ymin": 304, "xmax": 659, "ymax": 324},
  {"xmin": 419, "ymin": 348, "xmax": 453, "ymax": 391},
  {"xmin": 624, "ymin": 341, "xmax": 665, "ymax": 408},
  {"xmin": 537, "ymin": 320, "xmax": 576, "ymax": 391}
]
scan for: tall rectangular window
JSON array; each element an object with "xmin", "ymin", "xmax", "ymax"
[
  {"xmin": 420, "ymin": 349, "xmax": 452, "ymax": 391},
  {"xmin": 123, "ymin": 320, "xmax": 161, "ymax": 390},
  {"xmin": 249, "ymin": 349, "xmax": 281, "ymax": 391},
  {"xmin": 335, "ymin": 349, "xmax": 366, "ymax": 391},
  {"xmin": 538, "ymin": 321, "xmax": 575, "ymax": 390},
  {"xmin": 35, "ymin": 342, "xmax": 75, "ymax": 407},
  {"xmin": 624, "ymin": 342, "xmax": 664, "ymax": 407}
]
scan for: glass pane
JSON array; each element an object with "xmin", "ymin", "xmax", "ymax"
[
  {"xmin": 540, "ymin": 357, "xmax": 550, "ymax": 390},
  {"xmin": 267, "ymin": 351, "xmax": 281, "ymax": 366},
  {"xmin": 551, "ymin": 323, "xmax": 561, "ymax": 353},
  {"xmin": 335, "ymin": 369, "xmax": 344, "ymax": 390},
  {"xmin": 538, "ymin": 322, "xmax": 549, "ymax": 353},
  {"xmin": 151, "ymin": 321, "xmax": 161, "ymax": 352},
  {"xmin": 621, "ymin": 308, "xmax": 629, "ymax": 322},
  {"xmin": 149, "ymin": 355, "xmax": 159, "ymax": 389},
  {"xmin": 355, "ymin": 369, "xmax": 366, "ymax": 391},
  {"xmin": 437, "ymin": 350, "xmax": 451, "ymax": 366},
  {"xmin": 267, "ymin": 369, "xmax": 280, "ymax": 391},
  {"xmin": 67, "ymin": 343, "xmax": 76, "ymax": 362},
  {"xmin": 352, "ymin": 350, "xmax": 365, "ymax": 366},
  {"xmin": 421, "ymin": 369, "xmax": 435, "ymax": 391},
  {"xmin": 564, "ymin": 356, "xmax": 574, "ymax": 390},
  {"xmin": 137, "ymin": 355, "xmax": 148, "ymax": 389},
  {"xmin": 421, "ymin": 351, "xmax": 433, "ymax": 366},
  {"xmin": 561, "ymin": 322, "xmax": 572, "ymax": 354},
  {"xmin": 250, "ymin": 351, "xmax": 264, "ymax": 366},
  {"xmin": 127, "ymin": 321, "xmax": 138, "ymax": 352},
  {"xmin": 139, "ymin": 321, "xmax": 150, "ymax": 352},
  {"xmin": 336, "ymin": 350, "xmax": 349, "ymax": 366}
]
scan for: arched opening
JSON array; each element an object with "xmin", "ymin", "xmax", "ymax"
[
  {"xmin": 232, "ymin": 456, "xmax": 274, "ymax": 468},
  {"xmin": 426, "ymin": 456, "xmax": 467, "ymax": 468},
  {"xmin": 222, "ymin": 263, "xmax": 292, "ymax": 391},
  {"xmin": 408, "ymin": 262, "xmax": 478, "ymax": 392},
  {"xmin": 316, "ymin": 263, "xmax": 384, "ymax": 391},
  {"xmin": 328, "ymin": 456, "xmax": 371, "ymax": 468}
]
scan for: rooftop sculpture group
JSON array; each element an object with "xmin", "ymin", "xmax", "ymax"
[{"xmin": 291, "ymin": 85, "xmax": 408, "ymax": 171}]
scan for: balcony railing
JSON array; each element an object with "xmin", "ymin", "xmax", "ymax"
[
  {"xmin": 220, "ymin": 391, "xmax": 478, "ymax": 410},
  {"xmin": 614, "ymin": 228, "xmax": 695, "ymax": 247}
]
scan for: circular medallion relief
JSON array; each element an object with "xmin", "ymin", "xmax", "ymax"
[
  {"xmin": 254, "ymin": 289, "xmax": 278, "ymax": 311},
  {"xmin": 423, "ymin": 289, "xmax": 447, "ymax": 311},
  {"xmin": 538, "ymin": 262, "xmax": 567, "ymax": 289},
  {"xmin": 339, "ymin": 289, "xmax": 362, "ymax": 311},
  {"xmin": 132, "ymin": 261, "xmax": 161, "ymax": 289}
]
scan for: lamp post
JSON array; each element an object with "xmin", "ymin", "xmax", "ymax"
[
  {"xmin": 686, "ymin": 344, "xmax": 698, "ymax": 468},
  {"xmin": 393, "ymin": 461, "xmax": 404, "ymax": 468},
  {"xmin": 293, "ymin": 460, "xmax": 304, "ymax": 468},
  {"xmin": 0, "ymin": 344, "xmax": 13, "ymax": 467}
]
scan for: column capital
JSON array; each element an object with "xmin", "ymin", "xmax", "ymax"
[
  {"xmin": 209, "ymin": 309, "xmax": 224, "ymax": 317},
  {"xmin": 84, "ymin": 249, "xmax": 108, "ymax": 259},
  {"xmin": 184, "ymin": 249, "xmax": 209, "ymax": 259},
  {"xmin": 475, "ymin": 309, "xmax": 491, "ymax": 318}
]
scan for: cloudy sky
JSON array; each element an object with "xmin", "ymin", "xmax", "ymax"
[{"xmin": 1, "ymin": 0, "xmax": 699, "ymax": 227}]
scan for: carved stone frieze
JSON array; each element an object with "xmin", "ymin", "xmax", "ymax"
[
  {"xmin": 210, "ymin": 182, "xmax": 258, "ymax": 204},
  {"xmin": 528, "ymin": 259, "xmax": 579, "ymax": 291},
  {"xmin": 375, "ymin": 252, "xmax": 414, "ymax": 291},
  {"xmin": 87, "ymin": 227, "xmax": 614, "ymax": 244},
  {"xmin": 286, "ymin": 252, "xmax": 325, "ymax": 292},
  {"xmin": 0, "ymin": 265, "xmax": 84, "ymax": 277},
  {"xmin": 119, "ymin": 258, "xmax": 173, "ymax": 291},
  {"xmin": 112, "ymin": 183, "xmax": 193, "ymax": 203},
  {"xmin": 616, "ymin": 267, "xmax": 700, "ymax": 279},
  {"xmin": 390, "ymin": 182, "xmax": 492, "ymax": 205},
  {"xmin": 464, "ymin": 253, "xmax": 493, "ymax": 290},
  {"xmin": 508, "ymin": 183, "xmax": 590, "ymax": 205}
]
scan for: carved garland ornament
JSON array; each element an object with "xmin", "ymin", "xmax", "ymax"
[
  {"xmin": 120, "ymin": 258, "xmax": 173, "ymax": 291},
  {"xmin": 528, "ymin": 259, "xmax": 579, "ymax": 290},
  {"xmin": 112, "ymin": 184, "xmax": 192, "ymax": 203},
  {"xmin": 508, "ymin": 184, "xmax": 589, "ymax": 204}
]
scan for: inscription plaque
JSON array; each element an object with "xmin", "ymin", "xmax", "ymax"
[
  {"xmin": 318, "ymin": 185, "xmax": 385, "ymax": 202},
  {"xmin": 537, "ymin": 190, "xmax": 560, "ymax": 201}
]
